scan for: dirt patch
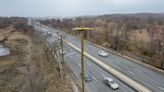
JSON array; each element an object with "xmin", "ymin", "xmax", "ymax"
[{"xmin": 0, "ymin": 29, "xmax": 75, "ymax": 92}]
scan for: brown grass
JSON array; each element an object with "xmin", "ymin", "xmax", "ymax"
[{"xmin": 0, "ymin": 28, "xmax": 74, "ymax": 92}]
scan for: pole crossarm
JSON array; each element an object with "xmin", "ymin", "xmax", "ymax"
[{"xmin": 72, "ymin": 27, "xmax": 93, "ymax": 31}]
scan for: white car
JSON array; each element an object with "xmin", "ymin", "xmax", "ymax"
[
  {"xmin": 103, "ymin": 77, "xmax": 119, "ymax": 90},
  {"xmin": 98, "ymin": 51, "xmax": 108, "ymax": 57}
]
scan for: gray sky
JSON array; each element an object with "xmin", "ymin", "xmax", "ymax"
[{"xmin": 0, "ymin": 0, "xmax": 164, "ymax": 17}]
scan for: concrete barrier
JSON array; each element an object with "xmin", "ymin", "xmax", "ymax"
[{"xmin": 64, "ymin": 40, "xmax": 152, "ymax": 92}]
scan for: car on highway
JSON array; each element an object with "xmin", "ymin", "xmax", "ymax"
[
  {"xmin": 84, "ymin": 73, "xmax": 92, "ymax": 82},
  {"xmin": 80, "ymin": 73, "xmax": 92, "ymax": 82},
  {"xmin": 103, "ymin": 77, "xmax": 119, "ymax": 90},
  {"xmin": 98, "ymin": 51, "xmax": 108, "ymax": 57}
]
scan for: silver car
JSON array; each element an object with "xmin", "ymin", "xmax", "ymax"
[
  {"xmin": 98, "ymin": 51, "xmax": 108, "ymax": 57},
  {"xmin": 103, "ymin": 77, "xmax": 119, "ymax": 90}
]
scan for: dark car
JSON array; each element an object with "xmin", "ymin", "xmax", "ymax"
[
  {"xmin": 80, "ymin": 73, "xmax": 92, "ymax": 82},
  {"xmin": 84, "ymin": 73, "xmax": 92, "ymax": 82}
]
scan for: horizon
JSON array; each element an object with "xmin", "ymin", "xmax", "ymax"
[
  {"xmin": 0, "ymin": 12, "xmax": 164, "ymax": 18},
  {"xmin": 0, "ymin": 0, "xmax": 164, "ymax": 17}
]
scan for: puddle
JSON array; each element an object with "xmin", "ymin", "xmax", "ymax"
[{"xmin": 0, "ymin": 44, "xmax": 10, "ymax": 56}]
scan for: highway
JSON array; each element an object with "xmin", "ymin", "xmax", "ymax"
[
  {"xmin": 64, "ymin": 31, "xmax": 164, "ymax": 92},
  {"xmin": 34, "ymin": 24, "xmax": 164, "ymax": 92},
  {"xmin": 64, "ymin": 43, "xmax": 135, "ymax": 92},
  {"xmin": 34, "ymin": 25, "xmax": 135, "ymax": 92}
]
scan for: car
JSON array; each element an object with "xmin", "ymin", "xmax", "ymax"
[
  {"xmin": 98, "ymin": 51, "xmax": 108, "ymax": 57},
  {"xmin": 84, "ymin": 73, "xmax": 92, "ymax": 82},
  {"xmin": 103, "ymin": 77, "xmax": 119, "ymax": 90},
  {"xmin": 80, "ymin": 73, "xmax": 92, "ymax": 82}
]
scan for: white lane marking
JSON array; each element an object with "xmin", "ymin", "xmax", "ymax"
[
  {"xmin": 135, "ymin": 69, "xmax": 143, "ymax": 73},
  {"xmin": 92, "ymin": 75, "xmax": 97, "ymax": 81},
  {"xmin": 78, "ymin": 63, "xmax": 81, "ymax": 67},
  {"xmin": 102, "ymin": 74, "xmax": 106, "ymax": 78},
  {"xmin": 87, "ymin": 62, "xmax": 91, "ymax": 66},
  {"xmin": 159, "ymin": 86, "xmax": 164, "ymax": 91},
  {"xmin": 127, "ymin": 70, "xmax": 135, "ymax": 75}
]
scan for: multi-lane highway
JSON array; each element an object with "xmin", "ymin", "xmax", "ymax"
[
  {"xmin": 64, "ymin": 43, "xmax": 135, "ymax": 92},
  {"xmin": 34, "ymin": 24, "xmax": 164, "ymax": 92},
  {"xmin": 64, "ymin": 32, "xmax": 164, "ymax": 92},
  {"xmin": 34, "ymin": 25, "xmax": 136, "ymax": 92}
]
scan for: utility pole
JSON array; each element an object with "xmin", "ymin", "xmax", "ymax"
[
  {"xmin": 72, "ymin": 27, "xmax": 93, "ymax": 92},
  {"xmin": 60, "ymin": 35, "xmax": 64, "ymax": 64},
  {"xmin": 81, "ymin": 31, "xmax": 85, "ymax": 92}
]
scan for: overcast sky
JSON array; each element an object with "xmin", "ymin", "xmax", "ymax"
[{"xmin": 0, "ymin": 0, "xmax": 164, "ymax": 17}]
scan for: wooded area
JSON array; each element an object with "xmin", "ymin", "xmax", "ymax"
[{"xmin": 0, "ymin": 17, "xmax": 33, "ymax": 31}]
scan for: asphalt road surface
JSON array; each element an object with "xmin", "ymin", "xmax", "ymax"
[
  {"xmin": 35, "ymin": 24, "xmax": 164, "ymax": 92},
  {"xmin": 34, "ymin": 25, "xmax": 135, "ymax": 92},
  {"xmin": 64, "ymin": 43, "xmax": 135, "ymax": 92},
  {"xmin": 64, "ymin": 31, "xmax": 164, "ymax": 92}
]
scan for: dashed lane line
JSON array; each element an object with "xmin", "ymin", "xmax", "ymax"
[
  {"xmin": 158, "ymin": 86, "xmax": 164, "ymax": 91},
  {"xmin": 92, "ymin": 75, "xmax": 98, "ymax": 82}
]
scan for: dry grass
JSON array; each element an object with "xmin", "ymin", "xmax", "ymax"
[
  {"xmin": 128, "ymin": 29, "xmax": 150, "ymax": 42},
  {"xmin": 0, "ymin": 28, "xmax": 74, "ymax": 92}
]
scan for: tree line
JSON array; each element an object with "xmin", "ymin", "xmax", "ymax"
[{"xmin": 0, "ymin": 17, "xmax": 33, "ymax": 31}]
